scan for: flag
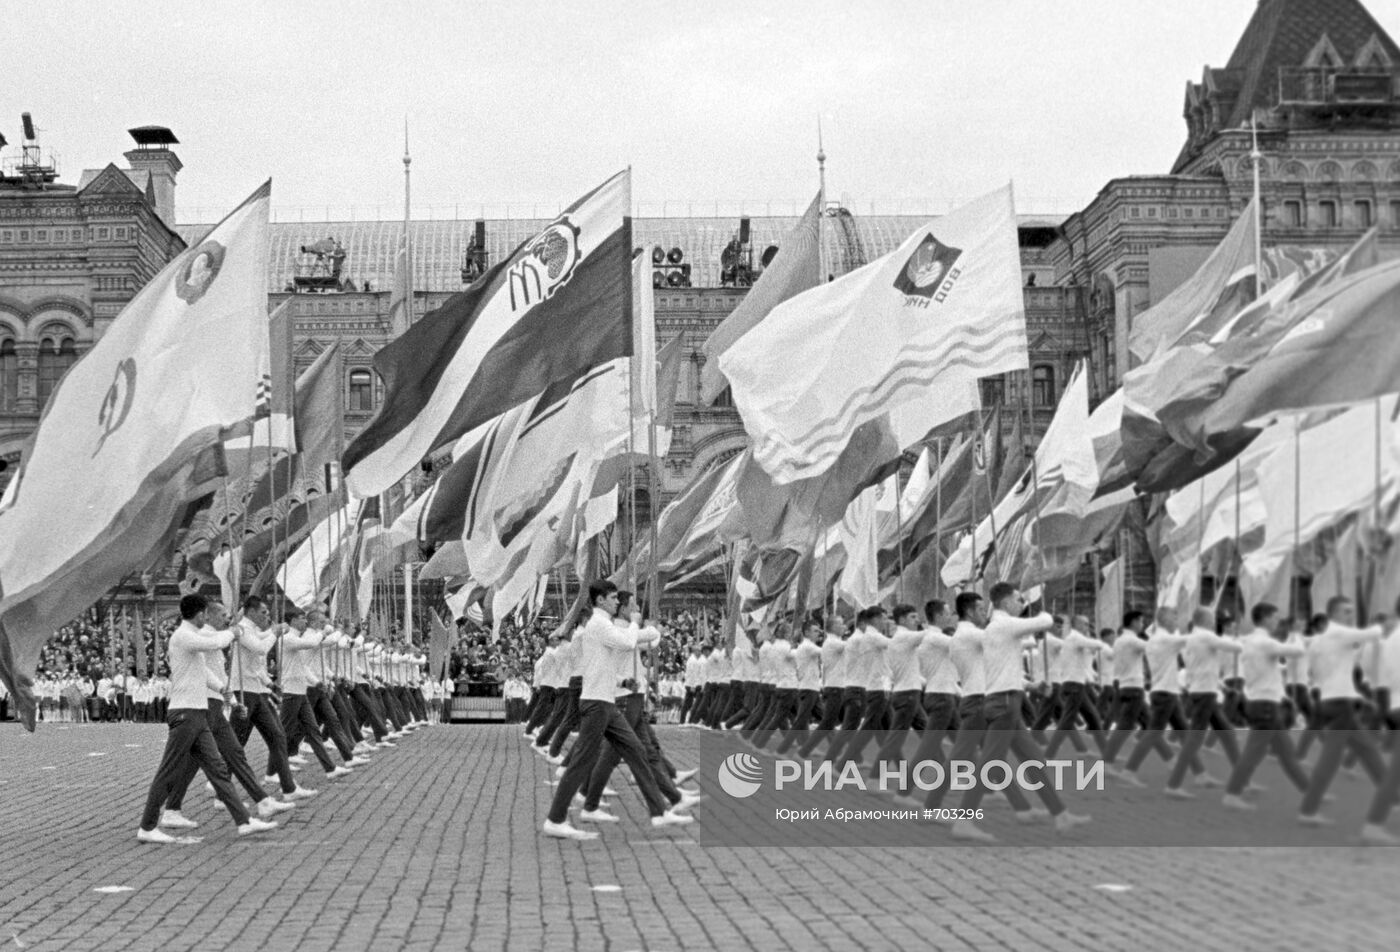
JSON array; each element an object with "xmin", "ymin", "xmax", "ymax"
[
  {"xmin": 700, "ymin": 191, "xmax": 823, "ymax": 404},
  {"xmin": 213, "ymin": 546, "xmax": 241, "ymax": 612},
  {"xmin": 941, "ymin": 365, "xmax": 1099, "ymax": 587},
  {"xmin": 650, "ymin": 335, "xmax": 685, "ymax": 458},
  {"xmin": 343, "ymin": 170, "xmax": 633, "ymax": 496},
  {"xmin": 615, "ymin": 452, "xmax": 745, "ymax": 585},
  {"xmin": 1127, "ymin": 200, "xmax": 1258, "ymax": 363},
  {"xmin": 736, "ymin": 418, "xmax": 900, "ymax": 549},
  {"xmin": 281, "ymin": 499, "xmax": 354, "ymax": 609},
  {"xmin": 1195, "ymin": 258, "xmax": 1400, "ymax": 437},
  {"xmin": 0, "ymin": 182, "xmax": 271, "ymax": 728},
  {"xmin": 423, "ymin": 359, "xmax": 632, "ymax": 548},
  {"xmin": 1095, "ymin": 557, "xmax": 1121, "ymax": 634},
  {"xmin": 428, "ymin": 609, "xmax": 451, "ymax": 681},
  {"xmin": 719, "ymin": 186, "xmax": 1025, "ymax": 484},
  {"xmin": 632, "ymin": 251, "xmax": 657, "ymax": 418},
  {"xmin": 836, "ymin": 480, "xmax": 886, "ymax": 609},
  {"xmin": 388, "ymin": 240, "xmax": 410, "ymax": 334}
]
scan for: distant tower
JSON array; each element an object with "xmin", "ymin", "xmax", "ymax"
[{"xmin": 124, "ymin": 126, "xmax": 181, "ymax": 226}]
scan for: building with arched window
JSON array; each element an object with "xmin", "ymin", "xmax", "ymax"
[{"xmin": 0, "ymin": 126, "xmax": 186, "ymax": 482}]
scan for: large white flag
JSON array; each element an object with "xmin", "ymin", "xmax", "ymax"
[
  {"xmin": 0, "ymin": 183, "xmax": 272, "ymax": 725},
  {"xmin": 719, "ymin": 185, "xmax": 1026, "ymax": 484},
  {"xmin": 282, "ymin": 500, "xmax": 355, "ymax": 609}
]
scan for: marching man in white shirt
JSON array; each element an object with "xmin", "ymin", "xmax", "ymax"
[
  {"xmin": 136, "ymin": 595, "xmax": 277, "ymax": 844},
  {"xmin": 1164, "ymin": 608, "xmax": 1243, "ymax": 798},
  {"xmin": 951, "ymin": 583, "xmax": 1091, "ymax": 842},
  {"xmin": 1220, "ymin": 602, "xmax": 1310, "ymax": 810},
  {"xmin": 543, "ymin": 582, "xmax": 694, "ymax": 841}
]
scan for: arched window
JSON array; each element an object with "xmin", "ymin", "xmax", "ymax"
[
  {"xmin": 1032, "ymin": 365, "xmax": 1055, "ymax": 407},
  {"xmin": 348, "ymin": 369, "xmax": 374, "ymax": 412},
  {"xmin": 37, "ymin": 335, "xmax": 78, "ymax": 407},
  {"xmin": 0, "ymin": 338, "xmax": 17, "ymax": 410}
]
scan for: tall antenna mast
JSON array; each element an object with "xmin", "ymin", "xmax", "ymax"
[{"xmin": 403, "ymin": 117, "xmax": 413, "ymax": 325}]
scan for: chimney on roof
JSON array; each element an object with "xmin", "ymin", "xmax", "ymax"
[{"xmin": 124, "ymin": 126, "xmax": 182, "ymax": 226}]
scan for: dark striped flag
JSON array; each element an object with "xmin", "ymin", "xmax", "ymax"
[{"xmin": 343, "ymin": 170, "xmax": 633, "ymax": 497}]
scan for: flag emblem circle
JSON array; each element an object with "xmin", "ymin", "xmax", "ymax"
[
  {"xmin": 176, "ymin": 241, "xmax": 226, "ymax": 304},
  {"xmin": 717, "ymin": 752, "xmax": 763, "ymax": 798}
]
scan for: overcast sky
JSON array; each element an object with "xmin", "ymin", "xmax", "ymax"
[{"xmin": 10, "ymin": 1, "xmax": 1400, "ymax": 223}]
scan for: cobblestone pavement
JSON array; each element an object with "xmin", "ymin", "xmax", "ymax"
[{"xmin": 1, "ymin": 721, "xmax": 1398, "ymax": 951}]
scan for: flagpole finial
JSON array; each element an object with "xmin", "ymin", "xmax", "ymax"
[{"xmin": 816, "ymin": 116, "xmax": 827, "ymax": 202}]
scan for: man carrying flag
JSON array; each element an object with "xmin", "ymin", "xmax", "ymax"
[
  {"xmin": 0, "ymin": 183, "xmax": 273, "ymax": 729},
  {"xmin": 342, "ymin": 171, "xmax": 633, "ymax": 498}
]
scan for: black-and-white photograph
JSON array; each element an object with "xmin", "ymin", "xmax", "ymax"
[{"xmin": 3, "ymin": 1, "xmax": 1400, "ymax": 949}]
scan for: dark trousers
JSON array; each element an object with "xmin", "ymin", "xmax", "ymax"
[
  {"xmin": 1126, "ymin": 692, "xmax": 1200, "ymax": 774},
  {"xmin": 959, "ymin": 690, "xmax": 1063, "ymax": 815},
  {"xmin": 333, "ymin": 685, "xmax": 362, "ymax": 740},
  {"xmin": 796, "ymin": 687, "xmax": 846, "ymax": 757},
  {"xmin": 907, "ymin": 692, "xmax": 958, "ymax": 797},
  {"xmin": 875, "ymin": 689, "xmax": 929, "ymax": 768},
  {"xmin": 680, "ymin": 687, "xmax": 698, "ymax": 724},
  {"xmin": 1301, "ymin": 698, "xmax": 1387, "ymax": 816},
  {"xmin": 926, "ymin": 695, "xmax": 991, "ymax": 810},
  {"xmin": 1044, "ymin": 682, "xmax": 1105, "ymax": 759},
  {"xmin": 823, "ymin": 686, "xmax": 869, "ymax": 762},
  {"xmin": 584, "ymin": 693, "xmax": 679, "ymax": 811},
  {"xmin": 544, "ymin": 680, "xmax": 582, "ymax": 756},
  {"xmin": 308, "ymin": 685, "xmax": 354, "ymax": 761},
  {"xmin": 753, "ymin": 688, "xmax": 798, "ymax": 747},
  {"xmin": 234, "ymin": 692, "xmax": 296, "ymax": 795},
  {"xmin": 1103, "ymin": 686, "xmax": 1149, "ymax": 763},
  {"xmin": 740, "ymin": 684, "xmax": 776, "ymax": 735},
  {"xmin": 351, "ymin": 683, "xmax": 389, "ymax": 741},
  {"xmin": 721, "ymin": 681, "xmax": 752, "ymax": 727},
  {"xmin": 535, "ymin": 686, "xmax": 571, "ymax": 748},
  {"xmin": 1225, "ymin": 700, "xmax": 1310, "ymax": 796},
  {"xmin": 1166, "ymin": 692, "xmax": 1241, "ymax": 789},
  {"xmin": 841, "ymin": 690, "xmax": 890, "ymax": 766},
  {"xmin": 280, "ymin": 694, "xmax": 335, "ymax": 773},
  {"xmin": 140, "ymin": 708, "xmax": 250, "ymax": 831},
  {"xmin": 169, "ymin": 699, "xmax": 267, "ymax": 810},
  {"xmin": 546, "ymin": 699, "xmax": 668, "ymax": 824},
  {"xmin": 525, "ymin": 686, "xmax": 556, "ymax": 733},
  {"xmin": 777, "ymin": 689, "xmax": 822, "ymax": 754}
]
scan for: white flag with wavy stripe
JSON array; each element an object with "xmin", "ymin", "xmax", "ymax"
[{"xmin": 719, "ymin": 185, "xmax": 1026, "ymax": 484}]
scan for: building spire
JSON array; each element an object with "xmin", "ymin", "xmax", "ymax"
[{"xmin": 816, "ymin": 116, "xmax": 826, "ymax": 204}]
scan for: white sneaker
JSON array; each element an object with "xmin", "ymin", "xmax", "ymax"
[
  {"xmin": 1054, "ymin": 811, "xmax": 1092, "ymax": 834},
  {"xmin": 674, "ymin": 768, "xmax": 699, "ymax": 784},
  {"xmin": 1298, "ymin": 813, "xmax": 1335, "ymax": 828},
  {"xmin": 327, "ymin": 766, "xmax": 353, "ymax": 780},
  {"xmin": 377, "ymin": 740, "xmax": 397, "ymax": 749},
  {"xmin": 672, "ymin": 793, "xmax": 705, "ymax": 814},
  {"xmin": 572, "ymin": 793, "xmax": 587, "ymax": 807},
  {"xmin": 676, "ymin": 785, "xmax": 702, "ymax": 798},
  {"xmin": 237, "ymin": 817, "xmax": 278, "ymax": 837},
  {"xmin": 285, "ymin": 786, "xmax": 319, "ymax": 801},
  {"xmin": 263, "ymin": 775, "xmax": 280, "ymax": 786},
  {"xmin": 1360, "ymin": 823, "xmax": 1400, "ymax": 846},
  {"xmin": 203, "ymin": 781, "xmax": 215, "ymax": 795},
  {"xmin": 257, "ymin": 798, "xmax": 296, "ymax": 818},
  {"xmin": 158, "ymin": 810, "xmax": 198, "ymax": 830},
  {"xmin": 547, "ymin": 755, "xmax": 564, "ymax": 767},
  {"xmin": 1164, "ymin": 786, "xmax": 1195, "ymax": 800},
  {"xmin": 1014, "ymin": 807, "xmax": 1051, "ymax": 825},
  {"xmin": 137, "ymin": 827, "xmax": 180, "ymax": 844},
  {"xmin": 602, "ymin": 786, "xmax": 618, "ymax": 797},
  {"xmin": 1195, "ymin": 773, "xmax": 1223, "ymax": 789},
  {"xmin": 289, "ymin": 764, "xmax": 302, "ymax": 772},
  {"xmin": 554, "ymin": 766, "xmax": 567, "ymax": 779},
  {"xmin": 950, "ymin": 819, "xmax": 997, "ymax": 843},
  {"xmin": 579, "ymin": 809, "xmax": 620, "ymax": 824},
  {"xmin": 1222, "ymin": 794, "xmax": 1256, "ymax": 812},
  {"xmin": 542, "ymin": 819, "xmax": 598, "ymax": 841},
  {"xmin": 288, "ymin": 755, "xmax": 308, "ymax": 766},
  {"xmin": 345, "ymin": 757, "xmax": 372, "ymax": 767},
  {"xmin": 651, "ymin": 810, "xmax": 695, "ymax": 828}
]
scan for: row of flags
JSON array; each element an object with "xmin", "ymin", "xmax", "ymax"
[{"xmin": 11, "ymin": 156, "xmax": 1400, "ymax": 728}]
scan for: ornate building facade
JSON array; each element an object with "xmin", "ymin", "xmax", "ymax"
[
  {"xmin": 0, "ymin": 126, "xmax": 186, "ymax": 480},
  {"xmin": 1051, "ymin": 0, "xmax": 1400, "ymax": 399}
]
